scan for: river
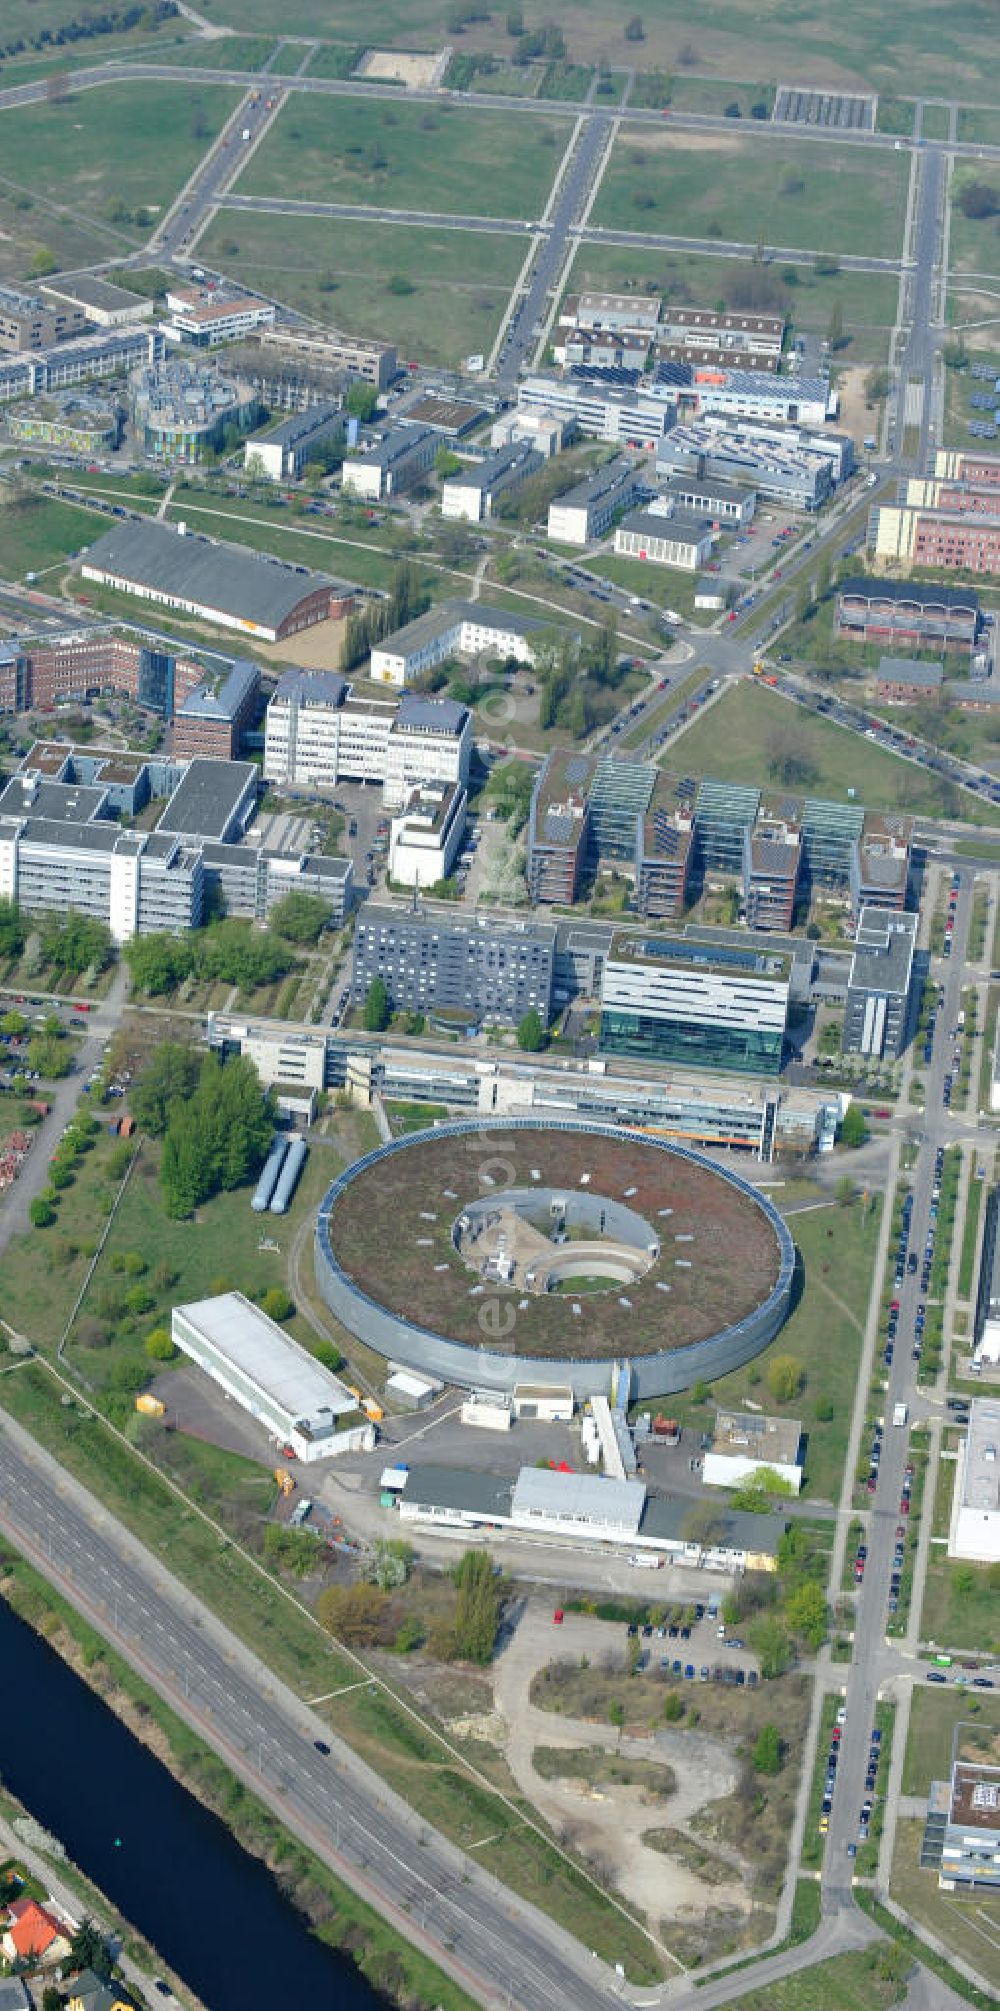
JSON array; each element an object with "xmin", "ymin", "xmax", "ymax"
[{"xmin": 0, "ymin": 1597, "xmax": 388, "ymax": 2010}]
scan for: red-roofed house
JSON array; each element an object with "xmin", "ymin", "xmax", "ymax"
[{"xmin": 2, "ymin": 1897, "xmax": 73, "ymax": 1966}]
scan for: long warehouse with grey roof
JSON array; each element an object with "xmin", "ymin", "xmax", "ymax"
[{"xmin": 80, "ymin": 518, "xmax": 356, "ymax": 642}]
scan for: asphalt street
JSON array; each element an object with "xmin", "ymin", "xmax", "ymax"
[
  {"xmin": 495, "ymin": 113, "xmax": 613, "ymax": 388},
  {"xmin": 0, "ymin": 1407, "xmax": 620, "ymax": 2011}
]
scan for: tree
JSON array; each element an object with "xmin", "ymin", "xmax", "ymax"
[
  {"xmin": 1, "ymin": 1009, "xmax": 26, "ymax": 1036},
  {"xmin": 125, "ymin": 931, "xmax": 194, "ymax": 995},
  {"xmin": 840, "ymin": 1102, "xmax": 867, "ymax": 1148},
  {"xmin": 827, "ymin": 301, "xmax": 846, "ymax": 351},
  {"xmin": 516, "ymin": 1007, "xmax": 547, "ymax": 1052},
  {"xmin": 42, "ymin": 1989, "xmax": 63, "ymax": 2011},
  {"xmin": 662, "ymin": 1689, "xmax": 684, "ymax": 1722},
  {"xmin": 506, "ymin": 5, "xmax": 523, "ymax": 29},
  {"xmin": 160, "ymin": 1053, "xmax": 273, "ymax": 1219},
  {"xmin": 145, "ymin": 1328, "xmax": 176, "ymax": 1361},
  {"xmin": 835, "ymin": 1174, "xmax": 856, "ymax": 1207},
  {"xmin": 624, "ymin": 13, "xmax": 644, "ymax": 37},
  {"xmin": 261, "ymin": 1286, "xmax": 293, "ymax": 1321},
  {"xmin": 30, "ymin": 1197, "xmax": 55, "ymax": 1228},
  {"xmin": 363, "ymin": 977, "xmax": 391, "ymax": 1032},
  {"xmin": 748, "ymin": 1614, "xmax": 793, "ymax": 1678},
  {"xmin": 269, "ymin": 891, "xmax": 331, "ymax": 945},
  {"xmin": 784, "ymin": 1578, "xmax": 829, "ymax": 1649},
  {"xmin": 0, "ymin": 900, "xmax": 25, "ymax": 959},
  {"xmin": 453, "ymin": 1548, "xmax": 501, "ymax": 1664},
  {"xmin": 958, "ymin": 179, "xmax": 1000, "ymax": 220},
  {"xmin": 317, "ymin": 1582, "xmax": 390, "ymax": 1646},
  {"xmin": 28, "ymin": 1034, "xmax": 72, "ymax": 1079},
  {"xmin": 130, "ymin": 1041, "xmax": 200, "ymax": 1136},
  {"xmin": 69, "ymin": 1919, "xmax": 112, "ymax": 1980},
  {"xmin": 814, "ymin": 254, "xmax": 840, "ymax": 277},
  {"xmin": 752, "ymin": 1724, "xmax": 783, "ymax": 1774},
  {"xmin": 767, "ymin": 1354, "xmax": 805, "ymax": 1404},
  {"xmin": 435, "ymin": 444, "xmax": 462, "ymax": 479},
  {"xmin": 29, "ymin": 245, "xmax": 57, "ymax": 277},
  {"xmin": 346, "ymin": 381, "xmax": 379, "ymax": 422},
  {"xmin": 370, "ymin": 1537, "xmax": 413, "ymax": 1591}
]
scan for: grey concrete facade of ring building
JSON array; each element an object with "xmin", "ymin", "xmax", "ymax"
[{"xmin": 315, "ymin": 1118, "xmax": 796, "ymax": 1401}]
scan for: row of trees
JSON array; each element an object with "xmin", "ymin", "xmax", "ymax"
[
  {"xmin": 0, "ymin": 900, "xmax": 113, "ymax": 976},
  {"xmin": 536, "ymin": 618, "xmax": 630, "ymax": 738},
  {"xmin": 130, "ymin": 1043, "xmax": 274, "ymax": 1218},
  {"xmin": 340, "ymin": 560, "xmax": 429, "ymax": 675},
  {"xmin": 125, "ymin": 913, "xmax": 312, "ymax": 998}
]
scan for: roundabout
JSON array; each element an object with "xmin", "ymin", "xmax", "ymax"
[{"xmin": 315, "ymin": 1118, "xmax": 796, "ymax": 1400}]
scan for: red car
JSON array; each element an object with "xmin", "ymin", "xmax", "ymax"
[
  {"xmin": 553, "ymin": 1608, "xmax": 564, "ymax": 1625},
  {"xmin": 900, "ymin": 1497, "xmax": 910, "ymax": 1515}
]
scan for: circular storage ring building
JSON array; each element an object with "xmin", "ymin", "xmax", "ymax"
[{"xmin": 316, "ymin": 1119, "xmax": 795, "ymax": 1401}]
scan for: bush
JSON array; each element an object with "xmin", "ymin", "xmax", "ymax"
[
  {"xmin": 260, "ymin": 1286, "xmax": 294, "ymax": 1322},
  {"xmin": 125, "ymin": 1285, "xmax": 155, "ymax": 1316},
  {"xmin": 767, "ymin": 1354, "xmax": 805, "ymax": 1403},
  {"xmin": 29, "ymin": 1197, "xmax": 55, "ymax": 1227},
  {"xmin": 144, "ymin": 1328, "xmax": 177, "ymax": 1362}
]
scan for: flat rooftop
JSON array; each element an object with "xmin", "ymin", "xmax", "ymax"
[
  {"xmin": 157, "ymin": 758, "xmax": 256, "ymax": 840},
  {"xmin": 950, "ymin": 1762, "xmax": 1000, "ymax": 1832},
  {"xmin": 711, "ymin": 1410, "xmax": 802, "ymax": 1465},
  {"xmin": 42, "ymin": 273, "xmax": 152, "ymax": 314},
  {"xmin": 0, "ymin": 774, "xmax": 106, "ymax": 823},
  {"xmin": 404, "ymin": 395, "xmax": 485, "ymax": 436},
  {"xmin": 878, "ymin": 655, "xmax": 944, "ymax": 687},
  {"xmin": 608, "ymin": 930, "xmax": 792, "ymax": 984},
  {"xmin": 849, "ymin": 909, "xmax": 917, "ymax": 997},
  {"xmin": 175, "ymin": 1291, "xmax": 357, "ymax": 1428},
  {"xmin": 958, "ymin": 1397, "xmax": 1000, "ymax": 1515}
]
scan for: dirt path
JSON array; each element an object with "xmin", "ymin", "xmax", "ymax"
[{"xmin": 491, "ymin": 1606, "xmax": 750, "ymax": 1928}]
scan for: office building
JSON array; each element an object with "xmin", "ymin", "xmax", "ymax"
[
  {"xmin": 874, "ymin": 656, "xmax": 944, "ymax": 703},
  {"xmin": 934, "ymin": 445, "xmax": 1000, "ymax": 488},
  {"xmin": 948, "ymin": 1397, "xmax": 1000, "ymax": 1563},
  {"xmin": 441, "ymin": 440, "xmax": 542, "ymax": 521},
  {"xmin": 656, "ymin": 420, "xmax": 834, "ymax": 511},
  {"xmin": 743, "ymin": 811, "xmax": 801, "ymax": 932},
  {"xmin": 835, "ymin": 576, "xmax": 981, "ymax": 656},
  {"xmin": 370, "ymin": 599, "xmax": 549, "ymax": 688},
  {"xmin": 559, "ymin": 330, "xmax": 651, "ymax": 372},
  {"xmin": 614, "ymin": 506, "xmax": 715, "ymax": 572},
  {"xmin": 0, "ymin": 630, "xmax": 204, "ymax": 719},
  {"xmin": 245, "ymin": 402, "xmax": 343, "ymax": 481},
  {"xmin": 526, "ymin": 751, "xmax": 593, "ymax": 903},
  {"xmin": 572, "ymin": 292, "xmax": 662, "ymax": 337},
  {"xmin": 0, "ymin": 325, "xmax": 162, "ymax": 407},
  {"xmin": 41, "ymin": 274, "xmax": 154, "ymax": 328},
  {"xmin": 387, "ymin": 781, "xmax": 467, "ymax": 888},
  {"xmin": 519, "ymin": 374, "xmax": 671, "ymax": 447},
  {"xmin": 260, "ymin": 321, "xmax": 397, "ymax": 391},
  {"xmin": 7, "ymin": 392, "xmax": 120, "ymax": 455},
  {"xmin": 489, "ymin": 408, "xmax": 577, "ymax": 458},
  {"xmin": 342, "ymin": 424, "xmax": 436, "ymax": 500},
  {"xmin": 873, "ymin": 499, "xmax": 1000, "ymax": 575},
  {"xmin": 692, "ymin": 368, "xmax": 833, "ymax": 429},
  {"xmin": 81, "ymin": 519, "xmax": 354, "ymax": 643},
  {"xmin": 263, "ymin": 672, "xmax": 473, "ymax": 806},
  {"xmin": 352, "ymin": 906, "xmax": 556, "ymax": 1028},
  {"xmin": 0, "ymin": 282, "xmax": 86, "ymax": 354},
  {"xmin": 547, "ymin": 456, "xmax": 647, "ymax": 544},
  {"xmin": 843, "ymin": 907, "xmax": 916, "ymax": 1058},
  {"xmin": 703, "ymin": 1411, "xmax": 803, "ymax": 1493},
  {"xmin": 170, "ymin": 658, "xmax": 260, "ymax": 760},
  {"xmin": 130, "ymin": 359, "xmax": 258, "ymax": 463},
  {"xmin": 656, "ymin": 306, "xmax": 784, "ymax": 371},
  {"xmin": 156, "ymin": 758, "xmax": 258, "ymax": 843},
  {"xmin": 599, "ymin": 932, "xmax": 790, "ymax": 1075},
  {"xmin": 635, "ymin": 771, "xmax": 696, "ymax": 920},
  {"xmin": 163, "ymin": 284, "xmax": 276, "ymax": 348},
  {"xmin": 924, "ymin": 1762, "xmax": 1000, "ymax": 1892},
  {"xmin": 171, "ymin": 1292, "xmax": 368, "ymax": 1463}
]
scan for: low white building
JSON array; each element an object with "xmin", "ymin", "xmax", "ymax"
[
  {"xmin": 388, "ymin": 781, "xmax": 466, "ymax": 888},
  {"xmin": 547, "ymin": 456, "xmax": 647, "ymax": 545},
  {"xmin": 490, "ymin": 409, "xmax": 576, "ymax": 458},
  {"xmin": 370, "ymin": 600, "xmax": 549, "ymax": 688},
  {"xmin": 948, "ymin": 1397, "xmax": 1000, "ymax": 1563},
  {"xmin": 171, "ymin": 1290, "xmax": 373, "ymax": 1463},
  {"xmin": 694, "ymin": 369, "xmax": 834, "ymax": 430},
  {"xmin": 164, "ymin": 285, "xmax": 275, "ymax": 348},
  {"xmin": 342, "ymin": 424, "xmax": 436, "ymax": 501},
  {"xmin": 702, "ymin": 1411, "xmax": 803, "ymax": 1494},
  {"xmin": 614, "ymin": 506, "xmax": 715, "ymax": 573},
  {"xmin": 245, "ymin": 402, "xmax": 343, "ymax": 482}
]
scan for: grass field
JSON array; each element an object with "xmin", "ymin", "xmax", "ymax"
[
  {"xmin": 538, "ymin": 62, "xmax": 593, "ymax": 101},
  {"xmin": 161, "ymin": 494, "xmax": 441, "ymax": 596},
  {"xmin": 875, "ymin": 98, "xmax": 915, "ymax": 138},
  {"xmin": 902, "ymin": 1688, "xmax": 1000, "ymax": 1795},
  {"xmin": 236, "ymin": 93, "xmax": 568, "ymax": 217},
  {"xmin": 891, "ymin": 1819, "xmax": 1000, "ymax": 1994},
  {"xmin": 0, "ymin": 83, "xmax": 239, "ymax": 249},
  {"xmin": 713, "ymin": 1949, "xmax": 904, "ymax": 2011},
  {"xmin": 921, "ymin": 1541, "xmax": 1000, "ymax": 1655},
  {"xmin": 175, "ymin": 0, "xmax": 1000, "ymax": 104},
  {"xmin": 665, "ymin": 76, "xmax": 774, "ymax": 119},
  {"xmin": 148, "ymin": 34, "xmax": 279, "ymax": 68},
  {"xmin": 957, "ymin": 107, "xmax": 1000, "ymax": 147},
  {"xmin": 197, "ymin": 210, "xmax": 525, "ymax": 367},
  {"xmin": 567, "ymin": 242, "xmax": 898, "ymax": 358},
  {"xmin": 949, "ymin": 167, "xmax": 1000, "ymax": 281},
  {"xmin": 664, "ymin": 680, "xmax": 1000, "ymax": 826},
  {"xmin": 0, "ymin": 496, "xmax": 100, "ymax": 579},
  {"xmin": 623, "ymin": 1193, "xmax": 879, "ymax": 1503},
  {"xmin": 920, "ymin": 103, "xmax": 952, "ymax": 140},
  {"xmin": 591, "ymin": 131, "xmax": 909, "ymax": 260},
  {"xmin": 584, "ymin": 556, "xmax": 710, "ymax": 622}
]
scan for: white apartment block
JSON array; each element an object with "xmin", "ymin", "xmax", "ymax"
[
  {"xmin": 341, "ymin": 424, "xmax": 436, "ymax": 501},
  {"xmin": 949, "ymin": 1397, "xmax": 1000, "ymax": 1564},
  {"xmin": 164, "ymin": 287, "xmax": 276, "ymax": 347},
  {"xmin": 547, "ymin": 456, "xmax": 647, "ymax": 545},
  {"xmin": 441, "ymin": 442, "xmax": 541, "ymax": 522},
  {"xmin": 519, "ymin": 375, "xmax": 671, "ymax": 446}
]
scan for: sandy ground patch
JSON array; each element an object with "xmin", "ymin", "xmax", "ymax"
[
  {"xmin": 835, "ymin": 363, "xmax": 880, "ymax": 446},
  {"xmin": 255, "ymin": 614, "xmax": 348, "ymax": 672},
  {"xmin": 492, "ymin": 1605, "xmax": 749, "ymax": 1932},
  {"xmin": 357, "ymin": 49, "xmax": 447, "ymax": 88}
]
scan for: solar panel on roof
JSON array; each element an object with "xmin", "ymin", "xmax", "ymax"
[{"xmin": 565, "ymin": 756, "xmax": 591, "ymax": 785}]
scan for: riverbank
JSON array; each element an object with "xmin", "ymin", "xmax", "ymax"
[{"xmin": 0, "ymin": 1541, "xmax": 478, "ymax": 2011}]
